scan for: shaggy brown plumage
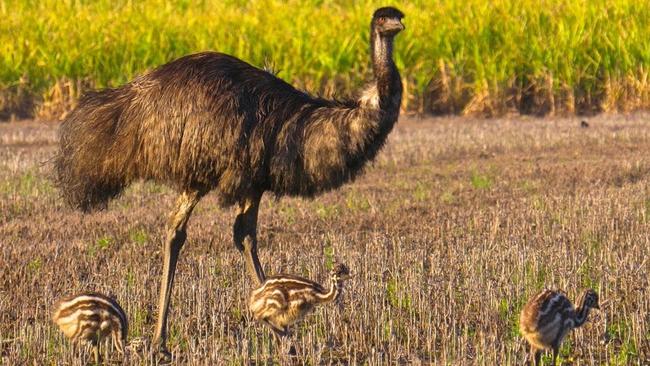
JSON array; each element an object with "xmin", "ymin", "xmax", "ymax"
[{"xmin": 55, "ymin": 7, "xmax": 405, "ymax": 358}]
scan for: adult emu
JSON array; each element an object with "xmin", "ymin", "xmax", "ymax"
[{"xmin": 55, "ymin": 7, "xmax": 405, "ymax": 357}]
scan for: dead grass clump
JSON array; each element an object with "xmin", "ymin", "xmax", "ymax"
[
  {"xmin": 417, "ymin": 68, "xmax": 650, "ymax": 117},
  {"xmin": 2, "ymin": 71, "xmax": 650, "ymax": 120},
  {"xmin": 600, "ymin": 69, "xmax": 650, "ymax": 113},
  {"xmin": 0, "ymin": 76, "xmax": 35, "ymax": 121},
  {"xmin": 36, "ymin": 79, "xmax": 93, "ymax": 122},
  {"xmin": 514, "ymin": 74, "xmax": 556, "ymax": 117},
  {"xmin": 425, "ymin": 60, "xmax": 472, "ymax": 115}
]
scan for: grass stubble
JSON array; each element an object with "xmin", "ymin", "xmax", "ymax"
[{"xmin": 0, "ymin": 114, "xmax": 649, "ymax": 364}]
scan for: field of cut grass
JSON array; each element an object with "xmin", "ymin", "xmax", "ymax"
[
  {"xmin": 2, "ymin": 0, "xmax": 650, "ymax": 119},
  {"xmin": 1, "ymin": 114, "xmax": 649, "ymax": 364}
]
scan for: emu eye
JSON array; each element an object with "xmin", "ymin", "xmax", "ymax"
[{"xmin": 377, "ymin": 17, "xmax": 386, "ymax": 24}]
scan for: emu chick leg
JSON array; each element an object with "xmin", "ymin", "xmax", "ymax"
[
  {"xmin": 261, "ymin": 320, "xmax": 295, "ymax": 355},
  {"xmin": 152, "ymin": 191, "xmax": 201, "ymax": 358},
  {"xmin": 261, "ymin": 319, "xmax": 287, "ymax": 339},
  {"xmin": 233, "ymin": 193, "xmax": 265, "ymax": 284},
  {"xmin": 93, "ymin": 343, "xmax": 100, "ymax": 365},
  {"xmin": 533, "ymin": 348, "xmax": 541, "ymax": 366}
]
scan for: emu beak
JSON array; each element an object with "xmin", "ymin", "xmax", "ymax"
[{"xmin": 384, "ymin": 19, "xmax": 405, "ymax": 34}]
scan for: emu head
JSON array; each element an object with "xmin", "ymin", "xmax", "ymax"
[
  {"xmin": 583, "ymin": 289, "xmax": 600, "ymax": 309},
  {"xmin": 372, "ymin": 7, "xmax": 405, "ymax": 37},
  {"xmin": 332, "ymin": 263, "xmax": 351, "ymax": 281}
]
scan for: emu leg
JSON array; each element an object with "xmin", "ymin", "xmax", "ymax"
[
  {"xmin": 233, "ymin": 193, "xmax": 265, "ymax": 284},
  {"xmin": 89, "ymin": 336, "xmax": 101, "ymax": 365},
  {"xmin": 93, "ymin": 343, "xmax": 100, "ymax": 365},
  {"xmin": 552, "ymin": 346, "xmax": 559, "ymax": 366},
  {"xmin": 533, "ymin": 348, "xmax": 541, "ymax": 366},
  {"xmin": 111, "ymin": 331, "xmax": 127, "ymax": 365},
  {"xmin": 277, "ymin": 326, "xmax": 297, "ymax": 356},
  {"xmin": 104, "ymin": 340, "xmax": 109, "ymax": 365},
  {"xmin": 261, "ymin": 319, "xmax": 287, "ymax": 338},
  {"xmin": 112, "ymin": 330, "xmax": 125, "ymax": 357},
  {"xmin": 152, "ymin": 191, "xmax": 201, "ymax": 359},
  {"xmin": 261, "ymin": 320, "xmax": 295, "ymax": 355}
]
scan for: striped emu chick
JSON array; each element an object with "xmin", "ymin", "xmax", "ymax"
[
  {"xmin": 52, "ymin": 292, "xmax": 128, "ymax": 364},
  {"xmin": 520, "ymin": 289, "xmax": 599, "ymax": 366},
  {"xmin": 249, "ymin": 264, "xmax": 351, "ymax": 337}
]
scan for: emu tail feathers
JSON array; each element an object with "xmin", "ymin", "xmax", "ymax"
[{"xmin": 54, "ymin": 88, "xmax": 134, "ymax": 212}]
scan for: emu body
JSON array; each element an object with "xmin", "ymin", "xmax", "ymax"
[
  {"xmin": 52, "ymin": 292, "xmax": 128, "ymax": 364},
  {"xmin": 520, "ymin": 289, "xmax": 599, "ymax": 366},
  {"xmin": 58, "ymin": 53, "xmax": 392, "ymax": 206},
  {"xmin": 55, "ymin": 7, "xmax": 404, "ymax": 358}
]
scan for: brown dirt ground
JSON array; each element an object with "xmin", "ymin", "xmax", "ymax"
[{"xmin": 1, "ymin": 114, "xmax": 649, "ymax": 365}]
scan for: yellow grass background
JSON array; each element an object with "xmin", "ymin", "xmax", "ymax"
[{"xmin": 1, "ymin": 0, "xmax": 650, "ymax": 118}]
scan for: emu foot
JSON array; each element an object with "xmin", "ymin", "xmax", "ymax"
[
  {"xmin": 288, "ymin": 345, "xmax": 297, "ymax": 356},
  {"xmin": 280, "ymin": 339, "xmax": 298, "ymax": 356},
  {"xmin": 150, "ymin": 344, "xmax": 172, "ymax": 365}
]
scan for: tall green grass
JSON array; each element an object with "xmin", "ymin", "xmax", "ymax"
[{"xmin": 2, "ymin": 0, "xmax": 650, "ymax": 118}]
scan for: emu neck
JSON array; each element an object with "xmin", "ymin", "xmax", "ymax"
[
  {"xmin": 315, "ymin": 276, "xmax": 342, "ymax": 304},
  {"xmin": 370, "ymin": 30, "xmax": 402, "ymax": 113},
  {"xmin": 574, "ymin": 297, "xmax": 592, "ymax": 327}
]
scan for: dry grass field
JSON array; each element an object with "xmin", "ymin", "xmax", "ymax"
[{"xmin": 1, "ymin": 115, "xmax": 649, "ymax": 365}]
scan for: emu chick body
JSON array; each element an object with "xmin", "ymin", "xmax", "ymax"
[
  {"xmin": 52, "ymin": 292, "xmax": 128, "ymax": 363},
  {"xmin": 249, "ymin": 265, "xmax": 349, "ymax": 336},
  {"xmin": 520, "ymin": 289, "xmax": 599, "ymax": 365}
]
